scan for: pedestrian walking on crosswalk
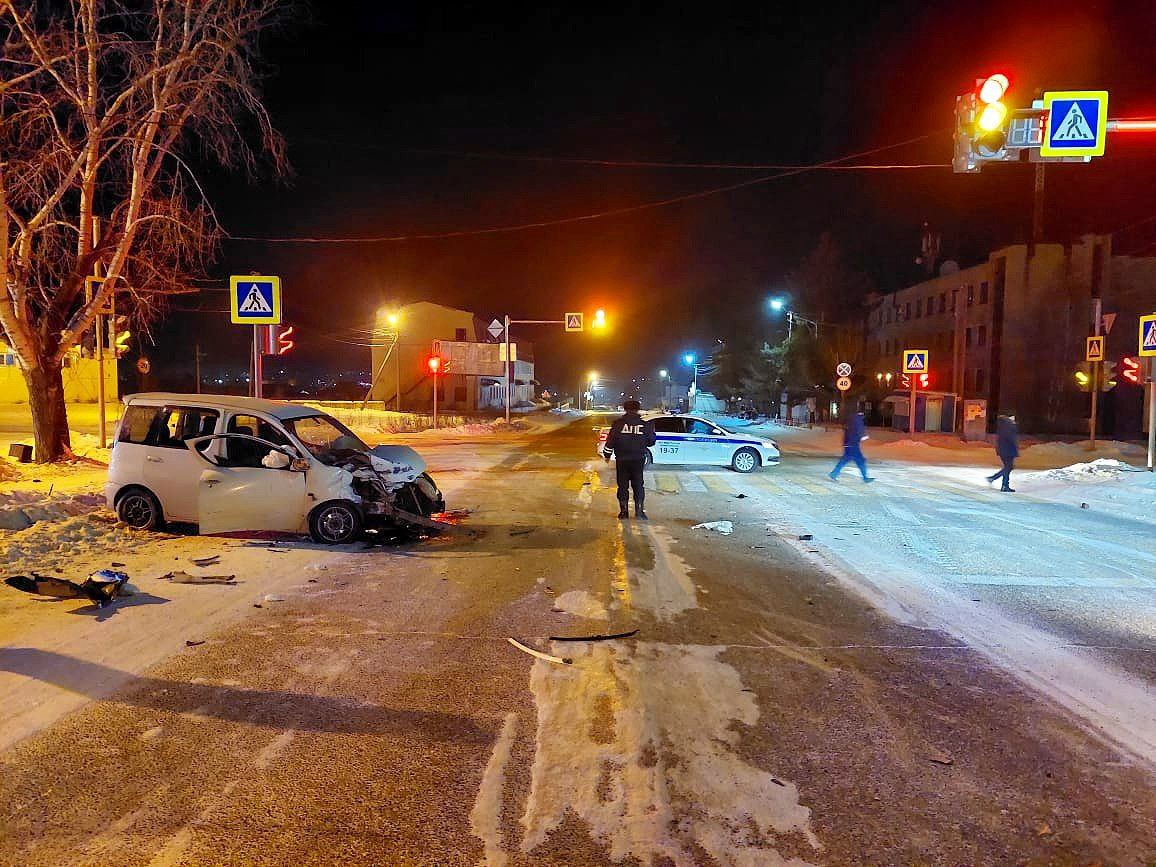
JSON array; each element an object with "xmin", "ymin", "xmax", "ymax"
[
  {"xmin": 829, "ymin": 409, "xmax": 875, "ymax": 483},
  {"xmin": 986, "ymin": 412, "xmax": 1019, "ymax": 492}
]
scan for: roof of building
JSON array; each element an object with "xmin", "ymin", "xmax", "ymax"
[{"xmin": 123, "ymin": 393, "xmax": 322, "ymax": 420}]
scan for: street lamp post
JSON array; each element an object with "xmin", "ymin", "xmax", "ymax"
[
  {"xmin": 683, "ymin": 353, "xmax": 699, "ymax": 412},
  {"xmin": 768, "ymin": 297, "xmax": 819, "ymax": 339}
]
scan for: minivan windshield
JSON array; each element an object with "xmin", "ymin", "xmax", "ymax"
[{"xmin": 284, "ymin": 414, "xmax": 368, "ymax": 461}]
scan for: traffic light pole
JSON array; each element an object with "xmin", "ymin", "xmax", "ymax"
[
  {"xmin": 1148, "ymin": 358, "xmax": 1155, "ymax": 472},
  {"xmin": 1090, "ymin": 298, "xmax": 1102, "ymax": 448},
  {"xmin": 909, "ymin": 379, "xmax": 917, "ymax": 438}
]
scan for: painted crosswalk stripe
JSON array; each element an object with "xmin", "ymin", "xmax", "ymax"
[
  {"xmin": 699, "ymin": 473, "xmax": 737, "ymax": 494},
  {"xmin": 677, "ymin": 472, "xmax": 708, "ymax": 493},
  {"xmin": 655, "ymin": 472, "xmax": 680, "ymax": 494},
  {"xmin": 644, "ymin": 471, "xmax": 658, "ymax": 492}
]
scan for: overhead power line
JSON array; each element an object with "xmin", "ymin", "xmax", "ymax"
[{"xmin": 227, "ymin": 133, "xmax": 945, "ymax": 245}]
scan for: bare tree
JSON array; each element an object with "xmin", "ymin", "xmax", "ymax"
[{"xmin": 1, "ymin": 0, "xmax": 286, "ymax": 461}]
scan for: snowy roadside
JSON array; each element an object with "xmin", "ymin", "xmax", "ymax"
[{"xmin": 0, "ymin": 409, "xmax": 572, "ymax": 751}]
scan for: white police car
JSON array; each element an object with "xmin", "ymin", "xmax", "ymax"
[{"xmin": 598, "ymin": 414, "xmax": 780, "ymax": 473}]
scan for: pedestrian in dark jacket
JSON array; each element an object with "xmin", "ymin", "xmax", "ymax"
[
  {"xmin": 828, "ymin": 410, "xmax": 874, "ymax": 483},
  {"xmin": 987, "ymin": 413, "xmax": 1019, "ymax": 492},
  {"xmin": 602, "ymin": 399, "xmax": 656, "ymax": 519}
]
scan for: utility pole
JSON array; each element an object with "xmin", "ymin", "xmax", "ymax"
[
  {"xmin": 504, "ymin": 314, "xmax": 511, "ymax": 426},
  {"xmin": 194, "ymin": 342, "xmax": 204, "ymax": 393}
]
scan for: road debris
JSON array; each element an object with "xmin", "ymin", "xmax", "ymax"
[
  {"xmin": 191, "ymin": 555, "xmax": 221, "ymax": 567},
  {"xmin": 263, "ymin": 594, "xmax": 286, "ymax": 603},
  {"xmin": 798, "ymin": 533, "xmax": 813, "ymax": 541},
  {"xmin": 506, "ymin": 637, "xmax": 572, "ymax": 665},
  {"xmin": 4, "ymin": 570, "xmax": 130, "ymax": 607},
  {"xmin": 549, "ymin": 628, "xmax": 639, "ymax": 642},
  {"xmin": 735, "ymin": 493, "xmax": 747, "ymax": 499},
  {"xmin": 185, "ymin": 639, "xmax": 206, "ymax": 647},
  {"xmin": 691, "ymin": 520, "xmax": 733, "ymax": 535},
  {"xmin": 162, "ymin": 571, "xmax": 237, "ymax": 585},
  {"xmin": 927, "ymin": 748, "xmax": 955, "ymax": 766}
]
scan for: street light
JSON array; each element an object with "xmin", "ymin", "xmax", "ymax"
[
  {"xmin": 766, "ymin": 297, "xmax": 817, "ymax": 340},
  {"xmin": 768, "ymin": 298, "xmax": 785, "ymax": 312},
  {"xmin": 581, "ymin": 370, "xmax": 598, "ymax": 411},
  {"xmin": 683, "ymin": 353, "xmax": 700, "ymax": 411},
  {"xmin": 658, "ymin": 368, "xmax": 668, "ymax": 378}
]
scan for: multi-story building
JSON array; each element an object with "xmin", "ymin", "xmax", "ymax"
[{"xmin": 866, "ymin": 235, "xmax": 1156, "ymax": 436}]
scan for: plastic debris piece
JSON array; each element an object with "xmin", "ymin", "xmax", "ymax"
[
  {"xmin": 549, "ymin": 628, "xmax": 639, "ymax": 642},
  {"xmin": 163, "ymin": 571, "xmax": 236, "ymax": 585},
  {"xmin": 798, "ymin": 533, "xmax": 813, "ymax": 541},
  {"xmin": 506, "ymin": 637, "xmax": 572, "ymax": 665},
  {"xmin": 735, "ymin": 493, "xmax": 747, "ymax": 499},
  {"xmin": 191, "ymin": 555, "xmax": 221, "ymax": 566},
  {"xmin": 263, "ymin": 594, "xmax": 285, "ymax": 603},
  {"xmin": 691, "ymin": 520, "xmax": 733, "ymax": 535},
  {"xmin": 928, "ymin": 749, "xmax": 954, "ymax": 766},
  {"xmin": 185, "ymin": 639, "xmax": 206, "ymax": 647}
]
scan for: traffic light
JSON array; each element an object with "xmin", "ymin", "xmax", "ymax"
[
  {"xmin": 1101, "ymin": 360, "xmax": 1117, "ymax": 391},
  {"xmin": 918, "ymin": 372, "xmax": 930, "ymax": 389},
  {"xmin": 276, "ymin": 325, "xmax": 295, "ymax": 355},
  {"xmin": 1074, "ymin": 362, "xmax": 1091, "ymax": 391},
  {"xmin": 954, "ymin": 73, "xmax": 1012, "ymax": 172},
  {"xmin": 1123, "ymin": 356, "xmax": 1142, "ymax": 385},
  {"xmin": 427, "ymin": 355, "xmax": 443, "ymax": 375},
  {"xmin": 113, "ymin": 330, "xmax": 130, "ymax": 358}
]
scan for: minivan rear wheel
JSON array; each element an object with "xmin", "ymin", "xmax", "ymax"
[
  {"xmin": 116, "ymin": 488, "xmax": 163, "ymax": 530},
  {"xmin": 309, "ymin": 500, "xmax": 363, "ymax": 545}
]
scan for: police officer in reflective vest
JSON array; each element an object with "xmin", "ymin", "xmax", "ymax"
[{"xmin": 602, "ymin": 399, "xmax": 656, "ymax": 520}]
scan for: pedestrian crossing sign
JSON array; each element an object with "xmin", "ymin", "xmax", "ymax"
[
  {"xmin": 902, "ymin": 349, "xmax": 928, "ymax": 374},
  {"xmin": 1085, "ymin": 335, "xmax": 1105, "ymax": 362},
  {"xmin": 565, "ymin": 312, "xmax": 584, "ymax": 332},
  {"xmin": 229, "ymin": 275, "xmax": 282, "ymax": 325},
  {"xmin": 1140, "ymin": 313, "xmax": 1156, "ymax": 358},
  {"xmin": 1040, "ymin": 91, "xmax": 1108, "ymax": 158}
]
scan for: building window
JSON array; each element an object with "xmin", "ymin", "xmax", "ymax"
[
  {"xmin": 905, "ymin": 302, "xmax": 911, "ymax": 320},
  {"xmin": 886, "ymin": 306, "xmax": 893, "ymax": 324},
  {"xmin": 963, "ymin": 369, "xmax": 971, "ymax": 392},
  {"xmin": 979, "ymin": 281, "xmax": 989, "ymax": 304},
  {"xmin": 454, "ymin": 386, "xmax": 467, "ymax": 403},
  {"xmin": 967, "ymin": 285, "xmax": 975, "ymax": 306},
  {"xmin": 455, "ymin": 328, "xmax": 468, "ymax": 341},
  {"xmin": 975, "ymin": 368, "xmax": 986, "ymax": 391},
  {"xmin": 977, "ymin": 325, "xmax": 987, "ymax": 346},
  {"xmin": 939, "ymin": 293, "xmax": 946, "ymax": 314},
  {"xmin": 915, "ymin": 299, "xmax": 922, "ymax": 318},
  {"xmin": 927, "ymin": 296, "xmax": 934, "ymax": 316},
  {"xmin": 965, "ymin": 327, "xmax": 973, "ymax": 348}
]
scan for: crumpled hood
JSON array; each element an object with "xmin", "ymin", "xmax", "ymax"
[{"xmin": 367, "ymin": 445, "xmax": 426, "ymax": 488}]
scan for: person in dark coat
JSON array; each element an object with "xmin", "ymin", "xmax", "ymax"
[
  {"xmin": 829, "ymin": 409, "xmax": 874, "ymax": 483},
  {"xmin": 987, "ymin": 413, "xmax": 1019, "ymax": 492},
  {"xmin": 602, "ymin": 399, "xmax": 656, "ymax": 519}
]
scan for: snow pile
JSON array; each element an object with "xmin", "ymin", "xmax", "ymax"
[
  {"xmin": 2, "ymin": 513, "xmax": 149, "ymax": 574},
  {"xmin": 1020, "ymin": 439, "xmax": 1144, "ymax": 466},
  {"xmin": 551, "ymin": 589, "xmax": 609, "ymax": 620},
  {"xmin": 0, "ymin": 491, "xmax": 106, "ymax": 531},
  {"xmin": 1034, "ymin": 458, "xmax": 1134, "ymax": 483}
]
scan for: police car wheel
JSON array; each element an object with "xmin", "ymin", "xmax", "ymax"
[
  {"xmin": 643, "ymin": 449, "xmax": 653, "ymax": 466},
  {"xmin": 731, "ymin": 448, "xmax": 759, "ymax": 473}
]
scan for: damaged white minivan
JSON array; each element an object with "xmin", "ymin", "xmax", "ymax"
[{"xmin": 105, "ymin": 393, "xmax": 446, "ymax": 544}]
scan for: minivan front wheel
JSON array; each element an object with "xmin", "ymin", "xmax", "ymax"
[
  {"xmin": 116, "ymin": 488, "xmax": 163, "ymax": 530},
  {"xmin": 309, "ymin": 500, "xmax": 363, "ymax": 545}
]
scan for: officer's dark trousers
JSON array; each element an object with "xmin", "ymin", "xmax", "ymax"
[
  {"xmin": 988, "ymin": 457, "xmax": 1014, "ymax": 490},
  {"xmin": 616, "ymin": 459, "xmax": 645, "ymax": 508}
]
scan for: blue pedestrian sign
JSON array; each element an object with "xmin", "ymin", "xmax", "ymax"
[
  {"xmin": 902, "ymin": 349, "xmax": 928, "ymax": 374},
  {"xmin": 229, "ymin": 275, "xmax": 282, "ymax": 325},
  {"xmin": 1040, "ymin": 91, "xmax": 1108, "ymax": 158},
  {"xmin": 1140, "ymin": 313, "xmax": 1156, "ymax": 358}
]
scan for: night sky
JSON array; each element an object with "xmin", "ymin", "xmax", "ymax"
[{"xmin": 163, "ymin": 1, "xmax": 1156, "ymax": 395}]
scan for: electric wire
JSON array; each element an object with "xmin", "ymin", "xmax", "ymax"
[{"xmin": 226, "ymin": 134, "xmax": 944, "ymax": 244}]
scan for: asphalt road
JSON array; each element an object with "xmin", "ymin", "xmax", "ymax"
[{"xmin": 1, "ymin": 418, "xmax": 1153, "ymax": 865}]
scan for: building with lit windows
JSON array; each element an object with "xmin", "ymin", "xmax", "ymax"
[{"xmin": 865, "ymin": 235, "xmax": 1156, "ymax": 436}]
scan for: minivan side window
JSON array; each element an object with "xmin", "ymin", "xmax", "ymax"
[
  {"xmin": 221, "ymin": 414, "xmax": 292, "ymax": 467},
  {"xmin": 118, "ymin": 405, "xmax": 160, "ymax": 444},
  {"xmin": 122, "ymin": 405, "xmax": 219, "ymax": 449}
]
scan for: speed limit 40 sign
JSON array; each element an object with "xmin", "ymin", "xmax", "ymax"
[{"xmin": 836, "ymin": 376, "xmax": 852, "ymax": 392}]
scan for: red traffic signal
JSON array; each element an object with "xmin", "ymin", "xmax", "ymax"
[
  {"xmin": 427, "ymin": 355, "xmax": 444, "ymax": 374},
  {"xmin": 276, "ymin": 325, "xmax": 295, "ymax": 355},
  {"xmin": 918, "ymin": 372, "xmax": 930, "ymax": 389},
  {"xmin": 1123, "ymin": 356, "xmax": 1141, "ymax": 385}
]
